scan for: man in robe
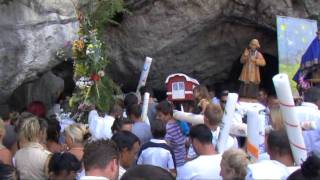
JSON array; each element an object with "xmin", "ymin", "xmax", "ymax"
[{"xmin": 239, "ymin": 39, "xmax": 266, "ymax": 98}]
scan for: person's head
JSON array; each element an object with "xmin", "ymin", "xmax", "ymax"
[
  {"xmin": 9, "ymin": 112, "xmax": 19, "ymax": 126},
  {"xmin": 0, "ymin": 164, "xmax": 19, "ymax": 180},
  {"xmin": 267, "ymin": 95, "xmax": 279, "ymax": 109},
  {"xmin": 269, "ymin": 105, "xmax": 284, "ymax": 131},
  {"xmin": 1, "ymin": 112, "xmax": 10, "ymax": 122},
  {"xmin": 121, "ymin": 165, "xmax": 175, "ymax": 180},
  {"xmin": 220, "ymin": 148, "xmax": 249, "ymax": 180},
  {"xmin": 0, "ymin": 119, "xmax": 5, "ymax": 141},
  {"xmin": 109, "ymin": 103, "xmax": 123, "ymax": 119},
  {"xmin": 193, "ymin": 85, "xmax": 210, "ymax": 102},
  {"xmin": 208, "ymin": 88, "xmax": 216, "ymax": 99},
  {"xmin": 48, "ymin": 152, "xmax": 81, "ymax": 180},
  {"xmin": 111, "ymin": 117, "xmax": 134, "ymax": 134},
  {"xmin": 249, "ymin": 39, "xmax": 260, "ymax": 50},
  {"xmin": 151, "ymin": 119, "xmax": 166, "ymax": 139},
  {"xmin": 267, "ymin": 130, "xmax": 293, "ymax": 166},
  {"xmin": 189, "ymin": 124, "xmax": 214, "ymax": 155},
  {"xmin": 287, "ymin": 153, "xmax": 320, "ymax": 180},
  {"xmin": 124, "ymin": 93, "xmax": 138, "ymax": 110},
  {"xmin": 83, "ymin": 139, "xmax": 120, "ymax": 180},
  {"xmin": 204, "ymin": 104, "xmax": 223, "ymax": 128},
  {"xmin": 220, "ymin": 90, "xmax": 229, "ymax": 110},
  {"xmin": 27, "ymin": 101, "xmax": 46, "ymax": 118},
  {"xmin": 111, "ymin": 131, "xmax": 140, "ymax": 169},
  {"xmin": 47, "ymin": 119, "xmax": 61, "ymax": 143},
  {"xmin": 126, "ymin": 104, "xmax": 142, "ymax": 121},
  {"xmin": 258, "ymin": 88, "xmax": 268, "ymax": 104},
  {"xmin": 19, "ymin": 116, "xmax": 41, "ymax": 143},
  {"xmin": 304, "ymin": 87, "xmax": 320, "ymax": 109},
  {"xmin": 63, "ymin": 123, "xmax": 86, "ymax": 148},
  {"xmin": 156, "ymin": 100, "xmax": 173, "ymax": 123},
  {"xmin": 15, "ymin": 112, "xmax": 34, "ymax": 134}
]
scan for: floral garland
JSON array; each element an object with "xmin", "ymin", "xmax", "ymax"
[{"xmin": 68, "ymin": 0, "xmax": 124, "ymax": 123}]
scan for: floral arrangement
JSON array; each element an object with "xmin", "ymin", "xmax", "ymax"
[{"xmin": 68, "ymin": 0, "xmax": 125, "ymax": 123}]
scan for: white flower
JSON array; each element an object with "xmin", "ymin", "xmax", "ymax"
[{"xmin": 98, "ymin": 70, "xmax": 105, "ymax": 77}]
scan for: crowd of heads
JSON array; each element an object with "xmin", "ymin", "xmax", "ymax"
[{"xmin": 0, "ymin": 83, "xmax": 319, "ymax": 180}]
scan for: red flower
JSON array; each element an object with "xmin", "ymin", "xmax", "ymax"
[{"xmin": 91, "ymin": 74, "xmax": 100, "ymax": 81}]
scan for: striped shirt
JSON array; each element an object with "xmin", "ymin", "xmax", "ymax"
[{"xmin": 165, "ymin": 121, "xmax": 186, "ymax": 167}]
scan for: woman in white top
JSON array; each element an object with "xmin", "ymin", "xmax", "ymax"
[{"xmin": 14, "ymin": 116, "xmax": 51, "ymax": 180}]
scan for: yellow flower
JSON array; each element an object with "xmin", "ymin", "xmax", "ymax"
[
  {"xmin": 73, "ymin": 40, "xmax": 85, "ymax": 51},
  {"xmin": 87, "ymin": 44, "xmax": 94, "ymax": 49}
]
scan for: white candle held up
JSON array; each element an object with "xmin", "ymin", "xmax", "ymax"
[
  {"xmin": 247, "ymin": 108, "xmax": 264, "ymax": 162},
  {"xmin": 136, "ymin": 57, "xmax": 153, "ymax": 92},
  {"xmin": 141, "ymin": 92, "xmax": 150, "ymax": 125},
  {"xmin": 217, "ymin": 93, "xmax": 239, "ymax": 153},
  {"xmin": 272, "ymin": 73, "xmax": 307, "ymax": 165}
]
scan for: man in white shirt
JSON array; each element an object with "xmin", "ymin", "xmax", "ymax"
[
  {"xmin": 187, "ymin": 104, "xmax": 237, "ymax": 159},
  {"xmin": 204, "ymin": 103, "xmax": 238, "ymax": 148},
  {"xmin": 81, "ymin": 140, "xmax": 120, "ymax": 180},
  {"xmin": 178, "ymin": 124, "xmax": 222, "ymax": 180},
  {"xmin": 246, "ymin": 130, "xmax": 296, "ymax": 179}
]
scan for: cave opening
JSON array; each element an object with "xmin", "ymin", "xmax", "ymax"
[
  {"xmin": 225, "ymin": 53, "xmax": 279, "ymax": 96},
  {"xmin": 8, "ymin": 60, "xmax": 75, "ymax": 112}
]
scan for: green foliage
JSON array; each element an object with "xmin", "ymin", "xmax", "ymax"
[{"xmin": 69, "ymin": 0, "xmax": 125, "ymax": 123}]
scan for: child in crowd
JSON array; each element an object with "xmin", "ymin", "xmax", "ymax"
[
  {"xmin": 156, "ymin": 100, "xmax": 186, "ymax": 168},
  {"xmin": 137, "ymin": 119, "xmax": 176, "ymax": 175},
  {"xmin": 127, "ymin": 104, "xmax": 152, "ymax": 145}
]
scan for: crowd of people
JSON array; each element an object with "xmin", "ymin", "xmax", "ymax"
[{"xmin": 0, "ymin": 85, "xmax": 320, "ymax": 180}]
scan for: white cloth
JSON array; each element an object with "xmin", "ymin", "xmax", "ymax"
[
  {"xmin": 118, "ymin": 166, "xmax": 126, "ymax": 180},
  {"xmin": 137, "ymin": 139, "xmax": 175, "ymax": 170},
  {"xmin": 295, "ymin": 104, "xmax": 320, "ymax": 156},
  {"xmin": 246, "ymin": 160, "xmax": 291, "ymax": 180},
  {"xmin": 88, "ymin": 110, "xmax": 114, "ymax": 140},
  {"xmin": 177, "ymin": 154, "xmax": 222, "ymax": 180},
  {"xmin": 80, "ymin": 176, "xmax": 109, "ymax": 180}
]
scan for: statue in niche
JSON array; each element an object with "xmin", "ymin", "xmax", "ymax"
[{"xmin": 239, "ymin": 39, "xmax": 266, "ymax": 98}]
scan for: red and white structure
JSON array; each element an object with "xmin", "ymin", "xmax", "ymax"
[{"xmin": 165, "ymin": 73, "xmax": 199, "ymax": 102}]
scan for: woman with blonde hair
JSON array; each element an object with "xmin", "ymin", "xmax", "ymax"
[
  {"xmin": 63, "ymin": 123, "xmax": 87, "ymax": 161},
  {"xmin": 14, "ymin": 116, "xmax": 51, "ymax": 180},
  {"xmin": 220, "ymin": 148, "xmax": 249, "ymax": 180},
  {"xmin": 269, "ymin": 105, "xmax": 285, "ymax": 131},
  {"xmin": 193, "ymin": 85, "xmax": 211, "ymax": 113}
]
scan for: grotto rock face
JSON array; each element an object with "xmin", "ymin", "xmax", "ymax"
[
  {"xmin": 0, "ymin": 0, "xmax": 78, "ymax": 105},
  {"xmin": 106, "ymin": 0, "xmax": 320, "ymax": 91}
]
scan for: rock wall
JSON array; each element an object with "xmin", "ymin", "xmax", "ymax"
[
  {"xmin": 0, "ymin": 0, "xmax": 78, "ymax": 107},
  {"xmin": 106, "ymin": 0, "xmax": 320, "ymax": 91}
]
